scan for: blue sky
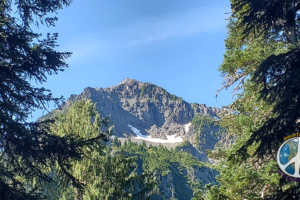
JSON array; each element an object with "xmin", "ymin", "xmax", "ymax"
[{"xmin": 27, "ymin": 0, "xmax": 235, "ymax": 121}]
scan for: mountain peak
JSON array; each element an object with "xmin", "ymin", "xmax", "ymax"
[
  {"xmin": 118, "ymin": 78, "xmax": 141, "ymax": 85},
  {"xmin": 43, "ymin": 78, "xmax": 224, "ymax": 158}
]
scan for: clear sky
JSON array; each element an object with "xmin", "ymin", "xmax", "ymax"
[{"xmin": 26, "ymin": 0, "xmax": 235, "ymax": 121}]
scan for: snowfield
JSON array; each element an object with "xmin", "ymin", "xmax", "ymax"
[
  {"xmin": 128, "ymin": 124, "xmax": 183, "ymax": 143},
  {"xmin": 183, "ymin": 122, "xmax": 191, "ymax": 133}
]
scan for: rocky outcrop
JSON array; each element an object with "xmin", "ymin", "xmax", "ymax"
[
  {"xmin": 153, "ymin": 163, "xmax": 218, "ymax": 199},
  {"xmin": 177, "ymin": 143, "xmax": 207, "ymax": 162},
  {"xmin": 39, "ymin": 78, "xmax": 225, "ymax": 199},
  {"xmin": 61, "ymin": 78, "xmax": 224, "ymax": 139},
  {"xmin": 179, "ymin": 120, "xmax": 223, "ymax": 162},
  {"xmin": 186, "ymin": 166, "xmax": 218, "ymax": 186},
  {"xmin": 41, "ymin": 78, "xmax": 226, "ymax": 162}
]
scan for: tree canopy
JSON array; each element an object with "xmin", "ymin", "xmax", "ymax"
[
  {"xmin": 0, "ymin": 0, "xmax": 110, "ymax": 199},
  {"xmin": 41, "ymin": 100, "xmax": 157, "ymax": 200},
  {"xmin": 208, "ymin": 0, "xmax": 300, "ymax": 199}
]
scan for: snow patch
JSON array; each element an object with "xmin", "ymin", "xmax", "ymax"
[
  {"xmin": 183, "ymin": 122, "xmax": 191, "ymax": 133},
  {"xmin": 128, "ymin": 124, "xmax": 183, "ymax": 143}
]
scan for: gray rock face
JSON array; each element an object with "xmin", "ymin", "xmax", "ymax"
[
  {"xmin": 179, "ymin": 123, "xmax": 222, "ymax": 162},
  {"xmin": 156, "ymin": 163, "xmax": 218, "ymax": 199},
  {"xmin": 62, "ymin": 78, "xmax": 224, "ymax": 141},
  {"xmin": 177, "ymin": 143, "xmax": 208, "ymax": 162},
  {"xmin": 41, "ymin": 78, "xmax": 224, "ymax": 199},
  {"xmin": 186, "ymin": 166, "xmax": 219, "ymax": 186}
]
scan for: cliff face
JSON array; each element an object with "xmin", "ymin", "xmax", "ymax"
[
  {"xmin": 152, "ymin": 163, "xmax": 218, "ymax": 200},
  {"xmin": 43, "ymin": 78, "xmax": 226, "ymax": 162},
  {"xmin": 178, "ymin": 118, "xmax": 224, "ymax": 162},
  {"xmin": 62, "ymin": 78, "xmax": 223, "ymax": 139}
]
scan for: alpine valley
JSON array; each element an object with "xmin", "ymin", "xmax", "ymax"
[{"xmin": 40, "ymin": 78, "xmax": 228, "ymax": 199}]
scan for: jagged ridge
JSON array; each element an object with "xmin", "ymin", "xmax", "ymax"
[{"xmin": 63, "ymin": 78, "xmax": 223, "ymax": 138}]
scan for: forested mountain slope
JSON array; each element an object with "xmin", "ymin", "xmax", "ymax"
[{"xmin": 112, "ymin": 138, "xmax": 219, "ymax": 200}]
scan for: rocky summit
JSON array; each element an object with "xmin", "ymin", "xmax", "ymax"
[
  {"xmin": 39, "ymin": 78, "xmax": 227, "ymax": 199},
  {"xmin": 46, "ymin": 78, "xmax": 226, "ymax": 161}
]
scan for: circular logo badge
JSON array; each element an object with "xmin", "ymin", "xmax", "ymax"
[{"xmin": 277, "ymin": 137, "xmax": 300, "ymax": 178}]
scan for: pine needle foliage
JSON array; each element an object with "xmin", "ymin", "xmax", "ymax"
[
  {"xmin": 43, "ymin": 100, "xmax": 157, "ymax": 200},
  {"xmin": 0, "ymin": 0, "xmax": 111, "ymax": 199},
  {"xmin": 207, "ymin": 0, "xmax": 300, "ymax": 199},
  {"xmin": 121, "ymin": 139, "xmax": 215, "ymax": 199}
]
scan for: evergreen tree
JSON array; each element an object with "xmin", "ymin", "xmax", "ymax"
[
  {"xmin": 0, "ymin": 0, "xmax": 109, "ymax": 199},
  {"xmin": 119, "ymin": 140, "xmax": 211, "ymax": 199},
  {"xmin": 227, "ymin": 0, "xmax": 300, "ymax": 160},
  {"xmin": 142, "ymin": 140, "xmax": 147, "ymax": 149},
  {"xmin": 209, "ymin": 0, "xmax": 300, "ymax": 199},
  {"xmin": 44, "ymin": 100, "xmax": 157, "ymax": 199},
  {"xmin": 112, "ymin": 136, "xmax": 121, "ymax": 148}
]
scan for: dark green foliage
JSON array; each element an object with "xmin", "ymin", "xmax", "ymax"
[
  {"xmin": 84, "ymin": 148, "xmax": 158, "ymax": 200},
  {"xmin": 142, "ymin": 140, "xmax": 147, "ymax": 148},
  {"xmin": 191, "ymin": 181, "xmax": 205, "ymax": 200},
  {"xmin": 120, "ymin": 140, "xmax": 212, "ymax": 199},
  {"xmin": 176, "ymin": 140, "xmax": 191, "ymax": 148},
  {"xmin": 203, "ymin": 184, "xmax": 228, "ymax": 200},
  {"xmin": 238, "ymin": 49, "xmax": 300, "ymax": 158},
  {"xmin": 191, "ymin": 116, "xmax": 215, "ymax": 149},
  {"xmin": 0, "ymin": 0, "xmax": 108, "ymax": 198},
  {"xmin": 221, "ymin": 0, "xmax": 300, "ymax": 161},
  {"xmin": 232, "ymin": 0, "xmax": 300, "ymax": 43},
  {"xmin": 169, "ymin": 94, "xmax": 183, "ymax": 102},
  {"xmin": 192, "ymin": 116, "xmax": 215, "ymax": 132},
  {"xmin": 112, "ymin": 136, "xmax": 121, "ymax": 148},
  {"xmin": 42, "ymin": 100, "xmax": 158, "ymax": 199},
  {"xmin": 209, "ymin": 0, "xmax": 300, "ymax": 199},
  {"xmin": 169, "ymin": 163, "xmax": 194, "ymax": 200}
]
